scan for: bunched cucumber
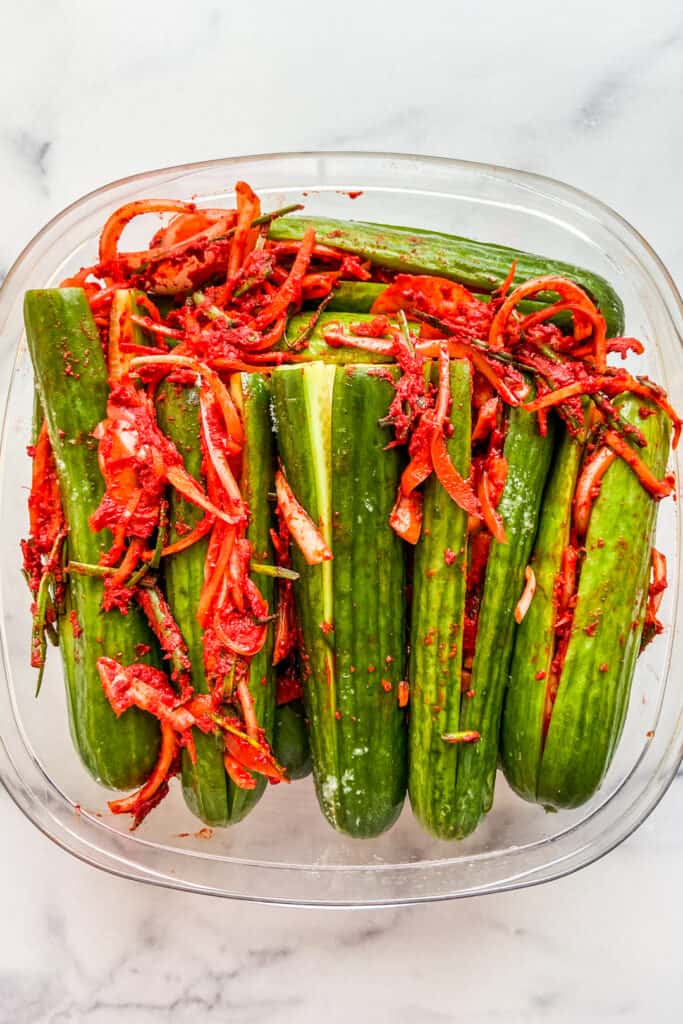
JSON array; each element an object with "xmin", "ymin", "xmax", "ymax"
[
  {"xmin": 408, "ymin": 359, "xmax": 471, "ymax": 839},
  {"xmin": 271, "ymin": 363, "xmax": 407, "ymax": 836},
  {"xmin": 24, "ymin": 289, "xmax": 161, "ymax": 789},
  {"xmin": 270, "ymin": 217, "xmax": 624, "ymax": 337},
  {"xmin": 503, "ymin": 396, "xmax": 670, "ymax": 809}
]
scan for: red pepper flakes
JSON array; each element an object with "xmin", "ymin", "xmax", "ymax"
[
  {"xmin": 465, "ymin": 689, "xmax": 475, "ymax": 698},
  {"xmin": 68, "ymin": 609, "xmax": 83, "ymax": 638},
  {"xmin": 423, "ymin": 627, "xmax": 436, "ymax": 646},
  {"xmin": 599, "ymin": 662, "xmax": 609, "ymax": 673},
  {"xmin": 444, "ymin": 547, "xmax": 457, "ymax": 566},
  {"xmin": 584, "ymin": 620, "xmax": 598, "ymax": 637},
  {"xmin": 646, "ymin": 730, "xmax": 654, "ymax": 739},
  {"xmin": 385, "ymin": 655, "xmax": 393, "ymax": 665},
  {"xmin": 334, "ymin": 710, "xmax": 342, "ymax": 720},
  {"xmin": 535, "ymin": 670, "xmax": 546, "ymax": 681},
  {"xmin": 321, "ymin": 621, "xmax": 334, "ymax": 635},
  {"xmin": 426, "ymin": 568, "xmax": 438, "ymax": 579},
  {"xmin": 349, "ymin": 665, "xmax": 355, "ymax": 673},
  {"xmin": 381, "ymin": 679, "xmax": 392, "ymax": 692},
  {"xmin": 135, "ymin": 642, "xmax": 152, "ymax": 657},
  {"xmin": 397, "ymin": 680, "xmax": 409, "ymax": 707},
  {"xmin": 639, "ymin": 406, "xmax": 656, "ymax": 419},
  {"xmin": 367, "ymin": 664, "xmax": 376, "ymax": 673},
  {"xmin": 597, "ymin": 538, "xmax": 605, "ymax": 548}
]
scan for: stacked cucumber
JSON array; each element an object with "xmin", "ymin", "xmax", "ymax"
[{"xmin": 24, "ymin": 214, "xmax": 672, "ymax": 841}]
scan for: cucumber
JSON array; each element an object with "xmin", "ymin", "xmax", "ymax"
[
  {"xmin": 157, "ymin": 380, "xmax": 229, "ymax": 825},
  {"xmin": 157, "ymin": 374, "xmax": 276, "ymax": 826},
  {"xmin": 501, "ymin": 429, "xmax": 584, "ymax": 802},
  {"xmin": 324, "ymin": 281, "xmax": 386, "ymax": 312},
  {"xmin": 270, "ymin": 217, "xmax": 624, "ymax": 337},
  {"xmin": 454, "ymin": 401, "xmax": 555, "ymax": 837},
  {"xmin": 230, "ymin": 372, "xmax": 277, "ymax": 820},
  {"xmin": 24, "ymin": 288, "xmax": 161, "ymax": 789},
  {"xmin": 321, "ymin": 281, "xmax": 572, "ymax": 329},
  {"xmin": 408, "ymin": 359, "xmax": 471, "ymax": 839},
  {"xmin": 273, "ymin": 700, "xmax": 312, "ymax": 780},
  {"xmin": 271, "ymin": 363, "xmax": 407, "ymax": 836},
  {"xmin": 537, "ymin": 398, "xmax": 670, "ymax": 808},
  {"xmin": 282, "ymin": 312, "xmax": 395, "ymax": 364}
]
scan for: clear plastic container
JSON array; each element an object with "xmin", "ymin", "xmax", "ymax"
[{"xmin": 0, "ymin": 152, "xmax": 681, "ymax": 907}]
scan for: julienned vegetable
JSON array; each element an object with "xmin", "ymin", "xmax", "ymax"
[{"xmin": 21, "ymin": 180, "xmax": 678, "ymax": 838}]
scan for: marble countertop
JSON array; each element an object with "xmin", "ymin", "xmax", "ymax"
[{"xmin": 1, "ymin": 2, "xmax": 682, "ymax": 1021}]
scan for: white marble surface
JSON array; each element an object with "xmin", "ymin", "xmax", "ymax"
[{"xmin": 1, "ymin": 1, "xmax": 682, "ymax": 1021}]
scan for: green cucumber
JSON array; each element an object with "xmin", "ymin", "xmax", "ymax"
[
  {"xmin": 282, "ymin": 312, "xmax": 395, "ymax": 364},
  {"xmin": 408, "ymin": 359, "xmax": 471, "ymax": 839},
  {"xmin": 454, "ymin": 401, "xmax": 555, "ymax": 837},
  {"xmin": 321, "ymin": 281, "xmax": 572, "ymax": 330},
  {"xmin": 270, "ymin": 217, "xmax": 624, "ymax": 337},
  {"xmin": 537, "ymin": 397, "xmax": 670, "ymax": 808},
  {"xmin": 24, "ymin": 288, "xmax": 161, "ymax": 790},
  {"xmin": 157, "ymin": 374, "xmax": 276, "ymax": 826},
  {"xmin": 273, "ymin": 700, "xmax": 312, "ymax": 780},
  {"xmin": 229, "ymin": 371, "xmax": 277, "ymax": 821},
  {"xmin": 501, "ymin": 429, "xmax": 584, "ymax": 802},
  {"xmin": 271, "ymin": 363, "xmax": 407, "ymax": 836},
  {"xmin": 157, "ymin": 381, "xmax": 229, "ymax": 826}
]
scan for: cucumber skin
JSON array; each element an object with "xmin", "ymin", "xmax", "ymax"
[
  {"xmin": 157, "ymin": 382, "xmax": 229, "ymax": 826},
  {"xmin": 270, "ymin": 364, "xmax": 338, "ymax": 822},
  {"xmin": 271, "ymin": 364, "xmax": 407, "ymax": 837},
  {"xmin": 332, "ymin": 365, "xmax": 407, "ymax": 837},
  {"xmin": 270, "ymin": 217, "xmax": 624, "ymax": 337},
  {"xmin": 408, "ymin": 360, "xmax": 471, "ymax": 839},
  {"xmin": 324, "ymin": 281, "xmax": 386, "ymax": 312},
  {"xmin": 229, "ymin": 373, "xmax": 277, "ymax": 822},
  {"xmin": 501, "ymin": 430, "xmax": 583, "ymax": 802},
  {"xmin": 273, "ymin": 700, "xmax": 312, "ymax": 780},
  {"xmin": 157, "ymin": 375, "xmax": 276, "ymax": 826},
  {"xmin": 283, "ymin": 312, "xmax": 395, "ymax": 364},
  {"xmin": 454, "ymin": 404, "xmax": 556, "ymax": 837},
  {"xmin": 321, "ymin": 282, "xmax": 572, "ymax": 330},
  {"xmin": 24, "ymin": 288, "xmax": 160, "ymax": 790},
  {"xmin": 538, "ymin": 398, "xmax": 670, "ymax": 808}
]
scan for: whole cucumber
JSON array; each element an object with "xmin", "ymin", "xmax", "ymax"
[
  {"xmin": 157, "ymin": 373, "xmax": 276, "ymax": 826},
  {"xmin": 24, "ymin": 289, "xmax": 161, "ymax": 789},
  {"xmin": 157, "ymin": 380, "xmax": 229, "ymax": 826},
  {"xmin": 408, "ymin": 359, "xmax": 471, "ymax": 839},
  {"xmin": 270, "ymin": 217, "xmax": 624, "ymax": 337}
]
